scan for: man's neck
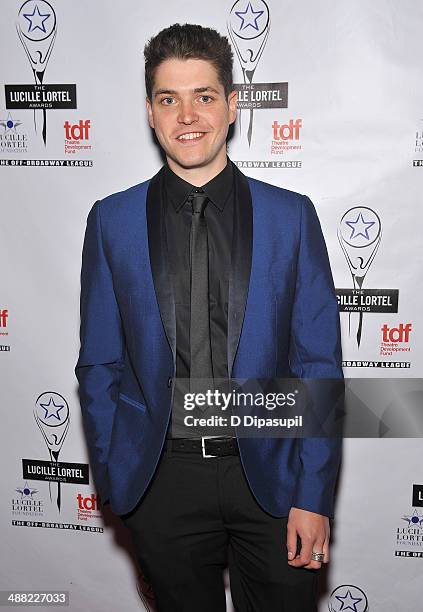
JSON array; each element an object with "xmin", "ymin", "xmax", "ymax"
[{"xmin": 166, "ymin": 155, "xmax": 228, "ymax": 187}]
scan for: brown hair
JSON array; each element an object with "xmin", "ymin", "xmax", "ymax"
[{"xmin": 144, "ymin": 23, "xmax": 234, "ymax": 100}]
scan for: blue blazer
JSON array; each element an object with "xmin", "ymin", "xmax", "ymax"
[{"xmin": 75, "ymin": 163, "xmax": 343, "ymax": 518}]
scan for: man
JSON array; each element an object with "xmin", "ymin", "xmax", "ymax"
[{"xmin": 76, "ymin": 23, "xmax": 343, "ymax": 612}]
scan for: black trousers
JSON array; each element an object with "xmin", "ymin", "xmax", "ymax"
[{"xmin": 120, "ymin": 446, "xmax": 319, "ymax": 612}]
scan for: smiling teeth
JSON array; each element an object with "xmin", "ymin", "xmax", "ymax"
[{"xmin": 178, "ymin": 132, "xmax": 204, "ymax": 140}]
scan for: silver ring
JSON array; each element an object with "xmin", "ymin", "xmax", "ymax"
[{"xmin": 311, "ymin": 551, "xmax": 325, "ymax": 562}]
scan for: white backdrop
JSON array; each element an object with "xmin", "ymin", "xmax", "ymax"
[{"xmin": 1, "ymin": 1, "xmax": 422, "ymax": 610}]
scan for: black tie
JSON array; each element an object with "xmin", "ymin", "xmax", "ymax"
[{"xmin": 189, "ymin": 189, "xmax": 213, "ymax": 381}]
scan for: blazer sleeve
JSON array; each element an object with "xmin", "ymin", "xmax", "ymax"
[
  {"xmin": 289, "ymin": 195, "xmax": 343, "ymax": 518},
  {"xmin": 75, "ymin": 200, "xmax": 125, "ymax": 506}
]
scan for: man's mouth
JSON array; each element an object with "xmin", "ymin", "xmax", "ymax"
[{"xmin": 176, "ymin": 132, "xmax": 206, "ymax": 142}]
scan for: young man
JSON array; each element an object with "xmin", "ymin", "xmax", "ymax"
[{"xmin": 76, "ymin": 23, "xmax": 343, "ymax": 612}]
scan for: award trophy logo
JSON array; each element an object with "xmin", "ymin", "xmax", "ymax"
[
  {"xmin": 228, "ymin": 0, "xmax": 270, "ymax": 145},
  {"xmin": 34, "ymin": 391, "xmax": 70, "ymax": 510},
  {"xmin": 338, "ymin": 206, "xmax": 382, "ymax": 347},
  {"xmin": 16, "ymin": 0, "xmax": 57, "ymax": 145}
]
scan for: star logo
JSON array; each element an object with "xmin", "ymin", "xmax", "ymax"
[
  {"xmin": 345, "ymin": 212, "xmax": 375, "ymax": 241},
  {"xmin": 329, "ymin": 584, "xmax": 368, "ymax": 612},
  {"xmin": 335, "ymin": 589, "xmax": 363, "ymax": 612},
  {"xmin": 34, "ymin": 391, "xmax": 70, "ymax": 428},
  {"xmin": 15, "ymin": 481, "xmax": 38, "ymax": 498},
  {"xmin": 338, "ymin": 206, "xmax": 381, "ymax": 250},
  {"xmin": 402, "ymin": 509, "xmax": 423, "ymax": 526},
  {"xmin": 39, "ymin": 396, "xmax": 64, "ymax": 421},
  {"xmin": 0, "ymin": 113, "xmax": 22, "ymax": 133},
  {"xmin": 23, "ymin": 3, "xmax": 51, "ymax": 34},
  {"xmin": 235, "ymin": 1, "xmax": 264, "ymax": 31}
]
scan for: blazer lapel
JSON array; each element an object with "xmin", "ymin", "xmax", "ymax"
[
  {"xmin": 227, "ymin": 163, "xmax": 253, "ymax": 377},
  {"xmin": 146, "ymin": 167, "xmax": 176, "ymax": 363}
]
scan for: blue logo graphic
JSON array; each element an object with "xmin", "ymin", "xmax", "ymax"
[
  {"xmin": 328, "ymin": 585, "xmax": 368, "ymax": 612},
  {"xmin": 235, "ymin": 2, "xmax": 264, "ymax": 32},
  {"xmin": 0, "ymin": 113, "xmax": 22, "ymax": 133},
  {"xmin": 339, "ymin": 206, "xmax": 381, "ymax": 249},
  {"xmin": 402, "ymin": 509, "xmax": 423, "ymax": 526},
  {"xmin": 39, "ymin": 395, "xmax": 65, "ymax": 422},
  {"xmin": 345, "ymin": 212, "xmax": 376, "ymax": 241},
  {"xmin": 35, "ymin": 392, "xmax": 69, "ymax": 429},
  {"xmin": 23, "ymin": 3, "xmax": 51, "ymax": 35},
  {"xmin": 18, "ymin": 0, "xmax": 56, "ymax": 42},
  {"xmin": 15, "ymin": 481, "xmax": 38, "ymax": 498}
]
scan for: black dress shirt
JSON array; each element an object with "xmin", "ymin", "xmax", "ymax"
[{"xmin": 164, "ymin": 159, "xmax": 234, "ymax": 380}]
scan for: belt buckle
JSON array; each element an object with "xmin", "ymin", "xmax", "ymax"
[{"xmin": 201, "ymin": 436, "xmax": 218, "ymax": 458}]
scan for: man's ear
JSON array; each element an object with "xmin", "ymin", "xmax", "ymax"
[
  {"xmin": 146, "ymin": 97, "xmax": 155, "ymax": 129},
  {"xmin": 228, "ymin": 89, "xmax": 238, "ymax": 125}
]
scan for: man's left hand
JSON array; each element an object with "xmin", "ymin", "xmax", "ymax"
[{"xmin": 286, "ymin": 506, "xmax": 330, "ymax": 569}]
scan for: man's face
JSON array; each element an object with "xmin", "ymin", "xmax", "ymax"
[{"xmin": 146, "ymin": 58, "xmax": 237, "ymax": 174}]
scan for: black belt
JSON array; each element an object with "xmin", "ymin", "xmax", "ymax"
[{"xmin": 165, "ymin": 436, "xmax": 239, "ymax": 458}]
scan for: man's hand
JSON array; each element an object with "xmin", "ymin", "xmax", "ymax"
[{"xmin": 286, "ymin": 506, "xmax": 330, "ymax": 570}]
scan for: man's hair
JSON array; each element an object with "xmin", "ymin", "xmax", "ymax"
[{"xmin": 144, "ymin": 23, "xmax": 234, "ymax": 100}]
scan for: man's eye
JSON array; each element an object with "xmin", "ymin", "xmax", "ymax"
[
  {"xmin": 161, "ymin": 97, "xmax": 175, "ymax": 105},
  {"xmin": 199, "ymin": 95, "xmax": 213, "ymax": 103}
]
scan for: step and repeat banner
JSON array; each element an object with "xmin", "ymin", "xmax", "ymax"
[{"xmin": 1, "ymin": 1, "xmax": 422, "ymax": 610}]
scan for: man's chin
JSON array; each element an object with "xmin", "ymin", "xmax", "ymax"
[{"xmin": 167, "ymin": 152, "xmax": 210, "ymax": 171}]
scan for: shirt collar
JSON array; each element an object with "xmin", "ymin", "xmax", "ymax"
[{"xmin": 164, "ymin": 158, "xmax": 233, "ymax": 212}]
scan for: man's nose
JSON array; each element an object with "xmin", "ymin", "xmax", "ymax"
[{"xmin": 177, "ymin": 100, "xmax": 199, "ymax": 124}]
